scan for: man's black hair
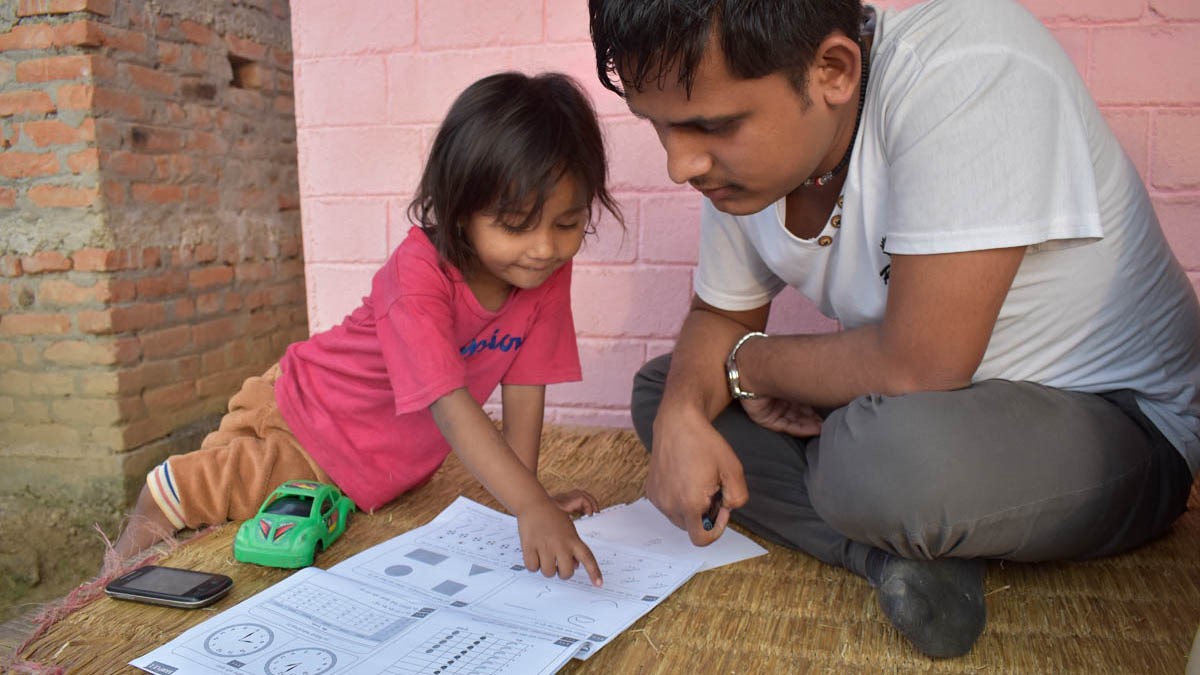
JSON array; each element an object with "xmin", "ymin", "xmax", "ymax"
[
  {"xmin": 408, "ymin": 71, "xmax": 622, "ymax": 275},
  {"xmin": 590, "ymin": 0, "xmax": 863, "ymax": 97}
]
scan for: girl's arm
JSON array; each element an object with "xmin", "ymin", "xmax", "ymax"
[
  {"xmin": 500, "ymin": 384, "xmax": 545, "ymax": 473},
  {"xmin": 502, "ymin": 384, "xmax": 599, "ymax": 516},
  {"xmin": 430, "ymin": 387, "xmax": 602, "ymax": 586}
]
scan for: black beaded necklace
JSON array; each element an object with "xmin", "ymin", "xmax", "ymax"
[{"xmin": 800, "ymin": 40, "xmax": 871, "ymax": 188}]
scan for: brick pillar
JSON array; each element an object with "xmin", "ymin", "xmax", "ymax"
[{"xmin": 0, "ymin": 0, "xmax": 305, "ymax": 519}]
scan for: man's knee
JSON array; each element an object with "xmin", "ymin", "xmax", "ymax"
[
  {"xmin": 630, "ymin": 353, "xmax": 671, "ymax": 449},
  {"xmin": 809, "ymin": 393, "xmax": 955, "ymax": 543}
]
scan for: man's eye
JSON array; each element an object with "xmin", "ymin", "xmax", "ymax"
[{"xmin": 701, "ymin": 121, "xmax": 735, "ymax": 135}]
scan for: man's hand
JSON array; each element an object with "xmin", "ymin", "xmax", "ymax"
[
  {"xmin": 645, "ymin": 407, "xmax": 748, "ymax": 546},
  {"xmin": 516, "ymin": 499, "xmax": 603, "ymax": 587},
  {"xmin": 551, "ymin": 489, "xmax": 600, "ymax": 516},
  {"xmin": 741, "ymin": 396, "xmax": 823, "ymax": 437}
]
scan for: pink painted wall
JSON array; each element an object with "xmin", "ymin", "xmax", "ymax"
[{"xmin": 290, "ymin": 0, "xmax": 1200, "ymax": 428}]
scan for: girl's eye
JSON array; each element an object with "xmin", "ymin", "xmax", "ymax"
[{"xmin": 556, "ymin": 220, "xmax": 583, "ymax": 231}]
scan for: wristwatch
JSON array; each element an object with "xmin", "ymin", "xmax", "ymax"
[{"xmin": 725, "ymin": 331, "xmax": 768, "ymax": 400}]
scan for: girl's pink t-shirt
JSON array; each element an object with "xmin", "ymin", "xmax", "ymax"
[{"xmin": 275, "ymin": 227, "xmax": 581, "ymax": 510}]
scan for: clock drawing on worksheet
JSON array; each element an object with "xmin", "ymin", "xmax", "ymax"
[
  {"xmin": 203, "ymin": 623, "xmax": 274, "ymax": 657},
  {"xmin": 264, "ymin": 647, "xmax": 337, "ymax": 675}
]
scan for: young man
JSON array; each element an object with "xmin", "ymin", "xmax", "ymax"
[{"xmin": 590, "ymin": 0, "xmax": 1200, "ymax": 658}]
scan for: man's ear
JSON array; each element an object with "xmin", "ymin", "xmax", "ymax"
[{"xmin": 811, "ymin": 34, "xmax": 863, "ymax": 108}]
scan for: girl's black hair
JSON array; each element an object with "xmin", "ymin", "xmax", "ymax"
[
  {"xmin": 589, "ymin": 0, "xmax": 863, "ymax": 97},
  {"xmin": 408, "ymin": 71, "xmax": 623, "ymax": 275}
]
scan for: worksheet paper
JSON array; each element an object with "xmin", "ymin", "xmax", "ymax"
[
  {"xmin": 574, "ymin": 497, "xmax": 767, "ymax": 572},
  {"xmin": 132, "ymin": 496, "xmax": 763, "ymax": 675}
]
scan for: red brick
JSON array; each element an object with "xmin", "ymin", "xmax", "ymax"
[
  {"xmin": 0, "ymin": 90, "xmax": 55, "ymax": 116},
  {"xmin": 186, "ymin": 130, "xmax": 220, "ymax": 155},
  {"xmin": 20, "ymin": 251, "xmax": 72, "ymax": 273},
  {"xmin": 0, "ymin": 151, "xmax": 59, "ymax": 178},
  {"xmin": 235, "ymin": 260, "xmax": 273, "ymax": 283},
  {"xmin": 193, "ymin": 243, "xmax": 218, "ymax": 263},
  {"xmin": 141, "ymin": 247, "xmax": 163, "ymax": 268},
  {"xmin": 92, "ymin": 87, "xmax": 143, "ymax": 117},
  {"xmin": 101, "ymin": 179, "xmax": 125, "ymax": 205},
  {"xmin": 96, "ymin": 24, "xmax": 148, "ymax": 54},
  {"xmin": 192, "ymin": 316, "xmax": 237, "ymax": 348},
  {"xmin": 105, "ymin": 150, "xmax": 155, "ymax": 179},
  {"xmin": 126, "ymin": 63, "xmax": 175, "ymax": 96},
  {"xmin": 270, "ymin": 47, "xmax": 292, "ymax": 70},
  {"xmin": 131, "ymin": 182, "xmax": 183, "ymax": 204},
  {"xmin": 226, "ymin": 34, "xmax": 268, "ymax": 61},
  {"xmin": 37, "ymin": 278, "xmax": 107, "ymax": 305},
  {"xmin": 0, "ymin": 312, "xmax": 72, "ymax": 336},
  {"xmin": 179, "ymin": 20, "xmax": 218, "ymax": 46},
  {"xmin": 188, "ymin": 265, "xmax": 234, "ymax": 290},
  {"xmin": 21, "ymin": 118, "xmax": 95, "ymax": 146},
  {"xmin": 72, "ymin": 247, "xmax": 120, "ymax": 271},
  {"xmin": 153, "ymin": 154, "xmax": 194, "ymax": 181},
  {"xmin": 231, "ymin": 60, "xmax": 266, "ymax": 89},
  {"xmin": 139, "ymin": 324, "xmax": 192, "ymax": 358},
  {"xmin": 0, "ymin": 187, "xmax": 16, "ymax": 208},
  {"xmin": 172, "ymin": 297, "xmax": 195, "ymax": 321},
  {"xmin": 107, "ymin": 278, "xmax": 136, "ymax": 302},
  {"xmin": 50, "ymin": 20, "xmax": 105, "ymax": 48},
  {"xmin": 27, "ymin": 183, "xmax": 98, "ymax": 207},
  {"xmin": 186, "ymin": 185, "xmax": 218, "ymax": 207},
  {"xmin": 135, "ymin": 270, "xmax": 187, "ymax": 298},
  {"xmin": 130, "ymin": 125, "xmax": 183, "ymax": 151},
  {"xmin": 0, "ymin": 24, "xmax": 54, "ymax": 51},
  {"xmin": 66, "ymin": 147, "xmax": 99, "ymax": 173},
  {"xmin": 18, "ymin": 0, "xmax": 114, "ymax": 17},
  {"xmin": 16, "ymin": 54, "xmax": 114, "ymax": 83},
  {"xmin": 1, "ymin": 257, "xmax": 25, "ymax": 277},
  {"xmin": 43, "ymin": 339, "xmax": 121, "ymax": 365},
  {"xmin": 142, "ymin": 381, "xmax": 197, "ymax": 410},
  {"xmin": 78, "ymin": 303, "xmax": 165, "ymax": 334},
  {"xmin": 54, "ymin": 82, "xmax": 93, "ymax": 110}
]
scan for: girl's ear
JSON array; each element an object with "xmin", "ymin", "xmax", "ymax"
[{"xmin": 811, "ymin": 33, "xmax": 862, "ymax": 108}]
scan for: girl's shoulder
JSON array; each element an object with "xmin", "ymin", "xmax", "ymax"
[{"xmin": 371, "ymin": 228, "xmax": 457, "ymax": 310}]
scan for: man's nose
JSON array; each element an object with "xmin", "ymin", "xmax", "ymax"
[{"xmin": 662, "ymin": 131, "xmax": 713, "ymax": 185}]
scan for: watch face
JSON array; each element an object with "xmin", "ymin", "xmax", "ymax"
[
  {"xmin": 264, "ymin": 647, "xmax": 337, "ymax": 675},
  {"xmin": 204, "ymin": 623, "xmax": 274, "ymax": 657}
]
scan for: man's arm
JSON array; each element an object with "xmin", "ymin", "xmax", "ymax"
[
  {"xmin": 646, "ymin": 296, "xmax": 769, "ymax": 544},
  {"xmin": 735, "ymin": 246, "xmax": 1027, "ymax": 407}
]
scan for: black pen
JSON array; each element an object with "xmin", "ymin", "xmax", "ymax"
[{"xmin": 701, "ymin": 489, "xmax": 723, "ymax": 531}]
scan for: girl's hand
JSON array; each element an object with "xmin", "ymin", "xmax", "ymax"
[
  {"xmin": 517, "ymin": 499, "xmax": 603, "ymax": 587},
  {"xmin": 551, "ymin": 489, "xmax": 599, "ymax": 516}
]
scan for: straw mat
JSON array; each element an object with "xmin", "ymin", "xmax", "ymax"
[{"xmin": 13, "ymin": 425, "xmax": 1200, "ymax": 674}]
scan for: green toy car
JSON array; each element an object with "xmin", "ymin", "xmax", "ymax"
[{"xmin": 234, "ymin": 480, "xmax": 355, "ymax": 568}]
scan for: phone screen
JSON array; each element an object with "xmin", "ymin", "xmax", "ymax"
[
  {"xmin": 119, "ymin": 566, "xmax": 215, "ymax": 594},
  {"xmin": 106, "ymin": 565, "xmax": 233, "ymax": 608}
]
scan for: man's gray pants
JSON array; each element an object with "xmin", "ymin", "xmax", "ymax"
[{"xmin": 631, "ymin": 354, "xmax": 1193, "ymax": 577}]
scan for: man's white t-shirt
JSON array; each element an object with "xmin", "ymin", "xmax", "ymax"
[{"xmin": 694, "ymin": 0, "xmax": 1200, "ymax": 474}]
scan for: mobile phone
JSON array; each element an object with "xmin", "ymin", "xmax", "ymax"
[{"xmin": 105, "ymin": 565, "xmax": 233, "ymax": 609}]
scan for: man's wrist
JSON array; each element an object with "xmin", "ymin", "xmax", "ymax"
[{"xmin": 725, "ymin": 331, "xmax": 768, "ymax": 400}]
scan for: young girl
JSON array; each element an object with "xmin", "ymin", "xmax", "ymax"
[{"xmin": 113, "ymin": 71, "xmax": 622, "ymax": 586}]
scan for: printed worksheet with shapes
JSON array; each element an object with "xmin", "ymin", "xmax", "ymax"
[
  {"xmin": 130, "ymin": 567, "xmax": 578, "ymax": 675},
  {"xmin": 129, "ymin": 497, "xmax": 737, "ymax": 674},
  {"xmin": 329, "ymin": 497, "xmax": 701, "ymax": 659}
]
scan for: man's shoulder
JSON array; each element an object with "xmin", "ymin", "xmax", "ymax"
[{"xmin": 881, "ymin": 0, "xmax": 1054, "ymax": 58}]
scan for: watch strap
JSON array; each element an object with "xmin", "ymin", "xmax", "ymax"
[{"xmin": 725, "ymin": 331, "xmax": 768, "ymax": 400}]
